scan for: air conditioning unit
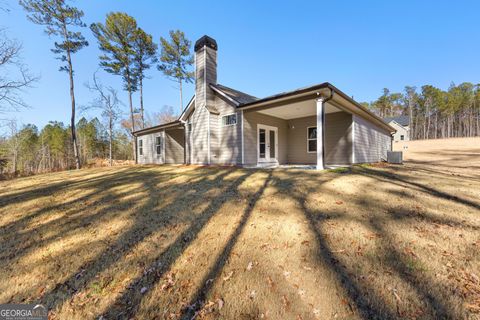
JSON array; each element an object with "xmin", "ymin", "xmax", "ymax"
[{"xmin": 387, "ymin": 151, "xmax": 403, "ymax": 164}]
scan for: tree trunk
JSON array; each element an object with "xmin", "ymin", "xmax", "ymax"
[
  {"xmin": 127, "ymin": 77, "xmax": 137, "ymax": 162},
  {"xmin": 109, "ymin": 117, "xmax": 113, "ymax": 167},
  {"xmin": 61, "ymin": 23, "xmax": 81, "ymax": 170},
  {"xmin": 179, "ymin": 79, "xmax": 183, "ymax": 114},
  {"xmin": 12, "ymin": 150, "xmax": 17, "ymax": 174},
  {"xmin": 139, "ymin": 76, "xmax": 145, "ymax": 129}
]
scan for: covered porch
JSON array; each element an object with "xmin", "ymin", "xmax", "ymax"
[{"xmin": 240, "ymin": 92, "xmax": 353, "ymax": 169}]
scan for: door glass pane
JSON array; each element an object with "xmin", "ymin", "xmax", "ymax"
[
  {"xmin": 259, "ymin": 129, "xmax": 266, "ymax": 158},
  {"xmin": 269, "ymin": 130, "xmax": 275, "ymax": 159}
]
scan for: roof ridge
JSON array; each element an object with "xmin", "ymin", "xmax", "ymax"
[{"xmin": 213, "ymin": 83, "xmax": 258, "ymax": 100}]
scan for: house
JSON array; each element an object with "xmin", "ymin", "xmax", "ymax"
[
  {"xmin": 383, "ymin": 116, "xmax": 409, "ymax": 142},
  {"xmin": 133, "ymin": 35, "xmax": 395, "ymax": 169}
]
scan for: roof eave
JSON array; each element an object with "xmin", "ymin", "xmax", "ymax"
[{"xmin": 133, "ymin": 120, "xmax": 183, "ymax": 136}]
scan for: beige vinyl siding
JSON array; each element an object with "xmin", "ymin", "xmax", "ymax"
[
  {"xmin": 185, "ymin": 115, "xmax": 192, "ymax": 164},
  {"xmin": 165, "ymin": 128, "xmax": 185, "ymax": 164},
  {"xmin": 194, "ymin": 46, "xmax": 217, "ymax": 109},
  {"xmin": 209, "ymin": 113, "xmax": 219, "ymax": 163},
  {"xmin": 324, "ymin": 112, "xmax": 352, "ymax": 165},
  {"xmin": 286, "ymin": 112, "xmax": 352, "ymax": 165},
  {"xmin": 195, "ymin": 49, "xmax": 205, "ymax": 107},
  {"xmin": 215, "ymin": 96, "xmax": 242, "ymax": 164},
  {"xmin": 353, "ymin": 115, "xmax": 391, "ymax": 163},
  {"xmin": 191, "ymin": 104, "xmax": 210, "ymax": 164},
  {"xmin": 136, "ymin": 131, "xmax": 165, "ymax": 164},
  {"xmin": 205, "ymin": 48, "xmax": 217, "ymax": 106},
  {"xmin": 287, "ymin": 116, "xmax": 316, "ymax": 164},
  {"xmin": 243, "ymin": 111, "xmax": 288, "ymax": 165}
]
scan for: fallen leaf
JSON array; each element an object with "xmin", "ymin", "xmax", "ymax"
[
  {"xmin": 217, "ymin": 298, "xmax": 224, "ymax": 310},
  {"xmin": 223, "ymin": 271, "xmax": 234, "ymax": 281}
]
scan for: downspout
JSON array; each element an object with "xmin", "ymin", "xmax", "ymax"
[{"xmin": 320, "ymin": 88, "xmax": 334, "ymax": 166}]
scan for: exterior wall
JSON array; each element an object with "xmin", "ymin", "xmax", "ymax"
[
  {"xmin": 286, "ymin": 112, "xmax": 352, "ymax": 165},
  {"xmin": 353, "ymin": 115, "xmax": 392, "ymax": 163},
  {"xmin": 194, "ymin": 47, "xmax": 217, "ymax": 108},
  {"xmin": 287, "ymin": 116, "xmax": 316, "ymax": 164},
  {"xmin": 390, "ymin": 121, "xmax": 409, "ymax": 142},
  {"xmin": 214, "ymin": 96, "xmax": 242, "ymax": 164},
  {"xmin": 165, "ymin": 128, "xmax": 185, "ymax": 164},
  {"xmin": 192, "ymin": 43, "xmax": 218, "ymax": 165},
  {"xmin": 136, "ymin": 131, "xmax": 165, "ymax": 164},
  {"xmin": 190, "ymin": 105, "xmax": 210, "ymax": 164},
  {"xmin": 243, "ymin": 111, "xmax": 288, "ymax": 165},
  {"xmin": 325, "ymin": 112, "xmax": 353, "ymax": 165}
]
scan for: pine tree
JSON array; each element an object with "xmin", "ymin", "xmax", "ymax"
[
  {"xmin": 133, "ymin": 28, "xmax": 157, "ymax": 129},
  {"xmin": 19, "ymin": 0, "xmax": 88, "ymax": 169},
  {"xmin": 158, "ymin": 30, "xmax": 194, "ymax": 113},
  {"xmin": 91, "ymin": 12, "xmax": 138, "ymax": 160}
]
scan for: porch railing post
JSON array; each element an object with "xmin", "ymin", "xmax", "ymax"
[{"xmin": 316, "ymin": 97, "xmax": 325, "ymax": 170}]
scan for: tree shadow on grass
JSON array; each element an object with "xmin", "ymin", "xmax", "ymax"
[
  {"xmin": 356, "ymin": 166, "xmax": 480, "ymax": 211},
  {"xmin": 178, "ymin": 171, "xmax": 272, "ymax": 319},
  {"xmin": 99, "ymin": 169, "xmax": 256, "ymax": 319},
  {"xmin": 284, "ymin": 179, "xmax": 399, "ymax": 319},
  {"xmin": 35, "ymin": 167, "xmax": 242, "ymax": 313},
  {"xmin": 292, "ymin": 170, "xmax": 468, "ymax": 319},
  {"xmin": 0, "ymin": 168, "xmax": 184, "ymax": 269}
]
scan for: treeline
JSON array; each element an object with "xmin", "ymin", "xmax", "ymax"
[
  {"xmin": 364, "ymin": 83, "xmax": 480, "ymax": 140},
  {"xmin": 1, "ymin": 0, "xmax": 195, "ymax": 177},
  {"xmin": 0, "ymin": 118, "xmax": 132, "ymax": 176}
]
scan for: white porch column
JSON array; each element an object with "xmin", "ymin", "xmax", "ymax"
[{"xmin": 316, "ymin": 97, "xmax": 324, "ymax": 170}]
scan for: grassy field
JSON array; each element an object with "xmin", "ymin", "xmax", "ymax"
[{"xmin": 1, "ymin": 140, "xmax": 479, "ymax": 319}]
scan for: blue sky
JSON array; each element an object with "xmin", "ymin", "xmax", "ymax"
[{"xmin": 2, "ymin": 0, "xmax": 479, "ymax": 129}]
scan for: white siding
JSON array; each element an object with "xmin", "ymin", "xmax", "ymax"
[
  {"xmin": 137, "ymin": 131, "xmax": 165, "ymax": 164},
  {"xmin": 353, "ymin": 115, "xmax": 391, "ymax": 163},
  {"xmin": 389, "ymin": 121, "xmax": 409, "ymax": 142}
]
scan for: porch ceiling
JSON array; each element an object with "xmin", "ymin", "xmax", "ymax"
[{"xmin": 256, "ymin": 100, "xmax": 342, "ymax": 120}]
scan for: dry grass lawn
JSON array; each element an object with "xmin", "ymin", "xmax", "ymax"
[{"xmin": 1, "ymin": 140, "xmax": 479, "ymax": 319}]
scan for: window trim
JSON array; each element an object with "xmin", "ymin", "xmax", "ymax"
[
  {"xmin": 222, "ymin": 113, "xmax": 237, "ymax": 126},
  {"xmin": 155, "ymin": 136, "xmax": 162, "ymax": 155},
  {"xmin": 307, "ymin": 126, "xmax": 317, "ymax": 153},
  {"xmin": 138, "ymin": 139, "xmax": 143, "ymax": 156}
]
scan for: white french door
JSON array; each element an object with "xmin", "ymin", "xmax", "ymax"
[{"xmin": 257, "ymin": 124, "xmax": 278, "ymax": 163}]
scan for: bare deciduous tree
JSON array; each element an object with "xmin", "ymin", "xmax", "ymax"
[
  {"xmin": 85, "ymin": 72, "xmax": 123, "ymax": 166},
  {"xmin": 0, "ymin": 31, "xmax": 37, "ymax": 115}
]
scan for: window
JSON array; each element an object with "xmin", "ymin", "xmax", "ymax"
[
  {"xmin": 138, "ymin": 139, "xmax": 143, "ymax": 156},
  {"xmin": 400, "ymin": 135, "xmax": 404, "ymax": 141},
  {"xmin": 307, "ymin": 127, "xmax": 317, "ymax": 153},
  {"xmin": 222, "ymin": 113, "xmax": 237, "ymax": 126},
  {"xmin": 156, "ymin": 136, "xmax": 162, "ymax": 155}
]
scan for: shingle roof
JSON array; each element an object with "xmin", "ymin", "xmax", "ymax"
[
  {"xmin": 210, "ymin": 84, "xmax": 258, "ymax": 105},
  {"xmin": 384, "ymin": 115, "xmax": 410, "ymax": 127}
]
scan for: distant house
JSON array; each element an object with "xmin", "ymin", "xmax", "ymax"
[
  {"xmin": 133, "ymin": 35, "xmax": 396, "ymax": 169},
  {"xmin": 383, "ymin": 116, "xmax": 409, "ymax": 142}
]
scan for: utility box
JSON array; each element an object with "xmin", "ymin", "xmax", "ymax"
[{"xmin": 387, "ymin": 151, "xmax": 403, "ymax": 164}]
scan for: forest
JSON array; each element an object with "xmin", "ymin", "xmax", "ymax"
[{"xmin": 364, "ymin": 83, "xmax": 480, "ymax": 140}]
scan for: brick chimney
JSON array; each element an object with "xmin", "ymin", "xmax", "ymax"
[{"xmin": 194, "ymin": 35, "xmax": 217, "ymax": 108}]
